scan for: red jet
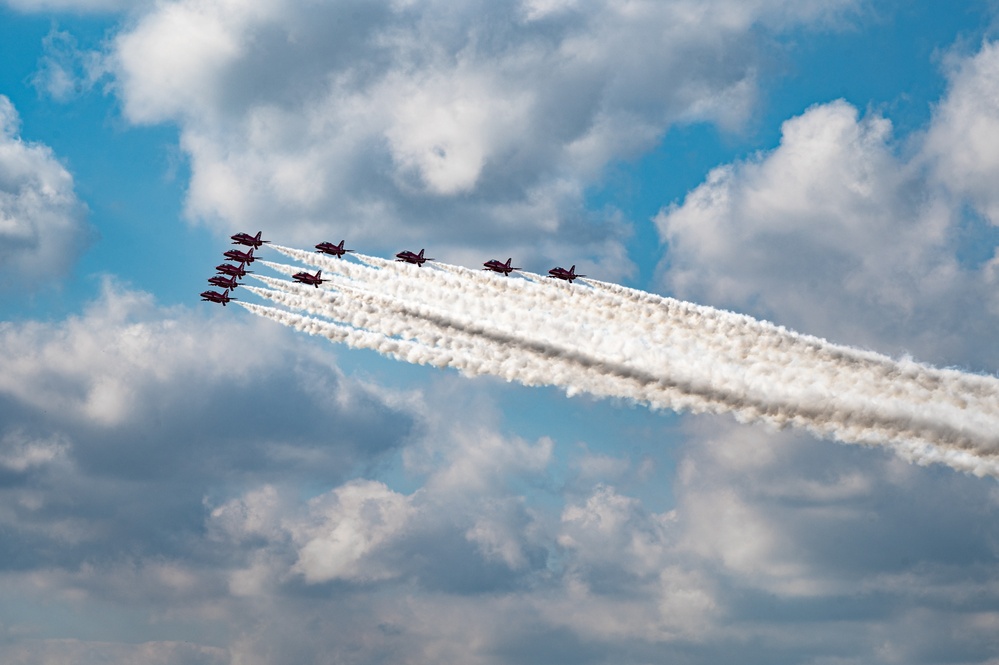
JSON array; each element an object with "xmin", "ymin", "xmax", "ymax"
[
  {"xmin": 483, "ymin": 258, "xmax": 519, "ymax": 275},
  {"xmin": 548, "ymin": 265, "xmax": 585, "ymax": 283},
  {"xmin": 224, "ymin": 247, "xmax": 255, "ymax": 264},
  {"xmin": 396, "ymin": 249, "xmax": 433, "ymax": 266},
  {"xmin": 292, "ymin": 269, "xmax": 326, "ymax": 287},
  {"xmin": 230, "ymin": 231, "xmax": 269, "ymax": 248},
  {"xmin": 216, "ymin": 262, "xmax": 252, "ymax": 278},
  {"xmin": 316, "ymin": 240, "xmax": 353, "ymax": 257},
  {"xmin": 208, "ymin": 275, "xmax": 238, "ymax": 290},
  {"xmin": 201, "ymin": 289, "xmax": 236, "ymax": 306}
]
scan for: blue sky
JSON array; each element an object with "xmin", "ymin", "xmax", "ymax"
[{"xmin": 3, "ymin": 1, "xmax": 999, "ymax": 663}]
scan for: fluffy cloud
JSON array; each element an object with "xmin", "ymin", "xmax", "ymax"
[
  {"xmin": 654, "ymin": 97, "xmax": 999, "ymax": 366},
  {"xmin": 203, "ymin": 383, "xmax": 557, "ymax": 594},
  {"xmin": 925, "ymin": 40, "xmax": 999, "ymax": 225},
  {"xmin": 104, "ymin": 0, "xmax": 860, "ymax": 278},
  {"xmin": 290, "ymin": 479, "xmax": 415, "ymax": 583},
  {"xmin": 0, "ymin": 280, "xmax": 416, "ymax": 578},
  {"xmin": 0, "ymin": 95, "xmax": 91, "ymax": 288}
]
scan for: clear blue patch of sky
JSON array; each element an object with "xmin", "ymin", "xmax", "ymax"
[
  {"xmin": 0, "ymin": 8, "xmax": 220, "ymax": 321},
  {"xmin": 587, "ymin": 0, "xmax": 997, "ymax": 292}
]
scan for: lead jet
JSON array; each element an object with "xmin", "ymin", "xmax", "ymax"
[
  {"xmin": 231, "ymin": 231, "xmax": 269, "ymax": 248},
  {"xmin": 223, "ymin": 247, "xmax": 256, "ymax": 264},
  {"xmin": 208, "ymin": 274, "xmax": 239, "ymax": 290},
  {"xmin": 483, "ymin": 258, "xmax": 519, "ymax": 276},
  {"xmin": 395, "ymin": 249, "xmax": 433, "ymax": 266},
  {"xmin": 216, "ymin": 261, "xmax": 252, "ymax": 278},
  {"xmin": 201, "ymin": 288, "xmax": 235, "ymax": 306},
  {"xmin": 548, "ymin": 265, "xmax": 585, "ymax": 283},
  {"xmin": 316, "ymin": 240, "xmax": 353, "ymax": 257},
  {"xmin": 292, "ymin": 269, "xmax": 326, "ymax": 287}
]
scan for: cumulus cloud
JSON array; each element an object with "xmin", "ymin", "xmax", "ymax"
[
  {"xmin": 925, "ymin": 40, "xmax": 999, "ymax": 225},
  {"xmin": 104, "ymin": 0, "xmax": 860, "ymax": 277},
  {"xmin": 654, "ymin": 98, "xmax": 999, "ymax": 365},
  {"xmin": 0, "ymin": 280, "xmax": 416, "ymax": 584},
  {"xmin": 0, "ymin": 95, "xmax": 91, "ymax": 287},
  {"xmin": 290, "ymin": 479, "xmax": 415, "ymax": 583},
  {"xmin": 203, "ymin": 384, "xmax": 557, "ymax": 593}
]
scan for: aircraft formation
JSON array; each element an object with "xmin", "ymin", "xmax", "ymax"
[
  {"xmin": 201, "ymin": 232, "xmax": 590, "ymax": 305},
  {"xmin": 200, "ymin": 232, "xmax": 263, "ymax": 305}
]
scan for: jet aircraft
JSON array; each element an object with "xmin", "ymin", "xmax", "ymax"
[
  {"xmin": 483, "ymin": 258, "xmax": 519, "ymax": 275},
  {"xmin": 548, "ymin": 265, "xmax": 585, "ymax": 283},
  {"xmin": 316, "ymin": 240, "xmax": 353, "ymax": 257},
  {"xmin": 208, "ymin": 275, "xmax": 239, "ymax": 290},
  {"xmin": 292, "ymin": 269, "xmax": 326, "ymax": 287},
  {"xmin": 223, "ymin": 247, "xmax": 256, "ymax": 264},
  {"xmin": 215, "ymin": 262, "xmax": 252, "ymax": 278},
  {"xmin": 201, "ymin": 289, "xmax": 235, "ymax": 306},
  {"xmin": 230, "ymin": 231, "xmax": 269, "ymax": 248},
  {"xmin": 395, "ymin": 249, "xmax": 433, "ymax": 266}
]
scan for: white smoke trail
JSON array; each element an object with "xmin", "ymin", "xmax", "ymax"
[
  {"xmin": 244, "ymin": 246, "xmax": 999, "ymax": 477},
  {"xmin": 236, "ymin": 297, "xmax": 672, "ymax": 407},
  {"xmin": 272, "ymin": 246, "xmax": 999, "ymax": 427},
  {"xmin": 241, "ymin": 280, "xmax": 704, "ymax": 410}
]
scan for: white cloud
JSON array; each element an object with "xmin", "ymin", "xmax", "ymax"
[
  {"xmin": 558, "ymin": 484, "xmax": 674, "ymax": 577},
  {"xmin": 289, "ymin": 479, "xmax": 415, "ymax": 583},
  {"xmin": 925, "ymin": 40, "xmax": 999, "ymax": 225},
  {"xmin": 0, "ymin": 278, "xmax": 276, "ymax": 426},
  {"xmin": 0, "ymin": 95, "xmax": 91, "ymax": 287},
  {"xmin": 104, "ymin": 0, "xmax": 860, "ymax": 277},
  {"xmin": 654, "ymin": 98, "xmax": 996, "ymax": 364}
]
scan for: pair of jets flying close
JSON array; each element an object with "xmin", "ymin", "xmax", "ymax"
[{"xmin": 200, "ymin": 232, "xmax": 585, "ymax": 306}]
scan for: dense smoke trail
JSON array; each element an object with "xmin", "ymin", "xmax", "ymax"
[{"xmin": 239, "ymin": 245, "xmax": 999, "ymax": 477}]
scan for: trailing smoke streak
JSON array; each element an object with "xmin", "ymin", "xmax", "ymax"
[
  {"xmin": 269, "ymin": 247, "xmax": 999, "ymax": 450},
  {"xmin": 272, "ymin": 246, "xmax": 999, "ymax": 430},
  {"xmin": 249, "ymin": 247, "xmax": 999, "ymax": 477},
  {"xmin": 236, "ymin": 297, "xmax": 664, "ymax": 406},
  {"xmin": 274, "ymin": 248, "xmax": 974, "ymax": 400},
  {"xmin": 242, "ymin": 280, "xmax": 706, "ymax": 409}
]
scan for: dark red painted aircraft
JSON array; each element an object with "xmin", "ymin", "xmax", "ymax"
[
  {"xmin": 395, "ymin": 249, "xmax": 433, "ymax": 266},
  {"xmin": 316, "ymin": 240, "xmax": 353, "ymax": 257},
  {"xmin": 548, "ymin": 265, "xmax": 585, "ymax": 283},
  {"xmin": 483, "ymin": 258, "xmax": 519, "ymax": 275},
  {"xmin": 230, "ymin": 231, "xmax": 269, "ymax": 248},
  {"xmin": 292, "ymin": 269, "xmax": 326, "ymax": 287},
  {"xmin": 224, "ymin": 247, "xmax": 256, "ymax": 264},
  {"xmin": 208, "ymin": 274, "xmax": 239, "ymax": 290},
  {"xmin": 215, "ymin": 262, "xmax": 252, "ymax": 278},
  {"xmin": 201, "ymin": 288, "xmax": 235, "ymax": 306}
]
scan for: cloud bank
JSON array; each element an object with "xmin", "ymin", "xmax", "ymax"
[{"xmin": 103, "ymin": 0, "xmax": 860, "ymax": 276}]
